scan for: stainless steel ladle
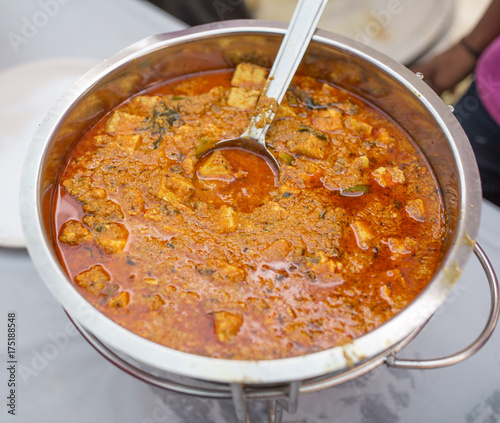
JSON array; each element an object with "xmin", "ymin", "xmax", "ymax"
[{"xmin": 203, "ymin": 0, "xmax": 328, "ymax": 170}]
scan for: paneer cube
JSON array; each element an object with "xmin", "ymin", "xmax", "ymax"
[
  {"xmin": 332, "ymin": 158, "xmax": 346, "ymax": 174},
  {"xmin": 110, "ymin": 134, "xmax": 142, "ymax": 154},
  {"xmin": 157, "ymin": 174, "xmax": 195, "ymax": 203},
  {"xmin": 214, "ymin": 262, "xmax": 246, "ymax": 284},
  {"xmin": 120, "ymin": 187, "xmax": 145, "ymax": 216},
  {"xmin": 406, "ymin": 199, "xmax": 426, "ymax": 222},
  {"xmin": 314, "ymin": 264, "xmax": 343, "ymax": 286},
  {"xmin": 262, "ymin": 239, "xmax": 292, "ymax": 262},
  {"xmin": 287, "ymin": 131, "xmax": 327, "ymax": 159},
  {"xmin": 94, "ymin": 222, "xmax": 129, "ymax": 254},
  {"xmin": 212, "ymin": 311, "xmax": 243, "ymax": 342},
  {"xmin": 312, "ymin": 108, "xmax": 343, "ymax": 132},
  {"xmin": 105, "ymin": 111, "xmax": 143, "ymax": 135},
  {"xmin": 231, "ymin": 63, "xmax": 268, "ymax": 88},
  {"xmin": 171, "ymin": 201, "xmax": 194, "ymax": 216},
  {"xmin": 375, "ymin": 127, "xmax": 395, "ymax": 149},
  {"xmin": 137, "ymin": 291, "xmax": 165, "ymax": 311},
  {"xmin": 94, "ymin": 134, "xmax": 142, "ymax": 155},
  {"xmin": 59, "ymin": 220, "xmax": 91, "ymax": 245},
  {"xmin": 350, "ymin": 220, "xmax": 374, "ymax": 250},
  {"xmin": 182, "ymin": 157, "xmax": 195, "ymax": 177},
  {"xmin": 346, "ymin": 117, "xmax": 373, "ymax": 136},
  {"xmin": 156, "ymin": 191, "xmax": 176, "ymax": 205},
  {"xmin": 108, "ymin": 291, "xmax": 130, "ymax": 308},
  {"xmin": 148, "ymin": 293, "xmax": 165, "ymax": 311},
  {"xmin": 227, "ymin": 87, "xmax": 260, "ymax": 109},
  {"xmin": 79, "ymin": 187, "xmax": 107, "ymax": 202},
  {"xmin": 82, "ymin": 215, "xmax": 95, "ymax": 227},
  {"xmin": 197, "ymin": 151, "xmax": 234, "ymax": 181},
  {"xmin": 305, "ymin": 250, "xmax": 330, "ymax": 268},
  {"xmin": 131, "ymin": 95, "xmax": 162, "ymax": 114},
  {"xmin": 388, "ymin": 237, "xmax": 418, "ymax": 254},
  {"xmin": 62, "ymin": 176, "xmax": 92, "ymax": 197},
  {"xmin": 82, "ymin": 199, "xmax": 124, "ymax": 221},
  {"xmin": 276, "ymin": 103, "xmax": 297, "ymax": 118},
  {"xmin": 325, "ymin": 156, "xmax": 370, "ymax": 191},
  {"xmin": 252, "ymin": 201, "xmax": 288, "ymax": 224},
  {"xmin": 217, "ymin": 205, "xmax": 238, "ymax": 233},
  {"xmin": 351, "ymin": 156, "xmax": 370, "ymax": 171},
  {"xmin": 372, "ymin": 167, "xmax": 389, "ymax": 186},
  {"xmin": 372, "ymin": 166, "xmax": 405, "ymax": 188},
  {"xmin": 75, "ymin": 265, "xmax": 110, "ymax": 295}
]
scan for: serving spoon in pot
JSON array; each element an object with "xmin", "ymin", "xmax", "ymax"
[{"xmin": 201, "ymin": 0, "xmax": 328, "ymax": 171}]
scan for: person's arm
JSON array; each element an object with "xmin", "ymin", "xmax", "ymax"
[
  {"xmin": 463, "ymin": 0, "xmax": 500, "ymax": 55},
  {"xmin": 412, "ymin": 0, "xmax": 500, "ymax": 95}
]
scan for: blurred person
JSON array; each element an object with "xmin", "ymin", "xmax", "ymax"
[
  {"xmin": 147, "ymin": 0, "xmax": 252, "ymax": 25},
  {"xmin": 413, "ymin": 0, "xmax": 500, "ymax": 206}
]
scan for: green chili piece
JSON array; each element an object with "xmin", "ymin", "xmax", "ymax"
[
  {"xmin": 195, "ymin": 137, "xmax": 217, "ymax": 158},
  {"xmin": 341, "ymin": 184, "xmax": 371, "ymax": 197},
  {"xmin": 279, "ymin": 152, "xmax": 294, "ymax": 165}
]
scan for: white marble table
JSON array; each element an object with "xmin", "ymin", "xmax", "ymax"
[
  {"xmin": 1, "ymin": 1, "xmax": 500, "ymax": 422},
  {"xmin": 0, "ymin": 0, "xmax": 186, "ymax": 70}
]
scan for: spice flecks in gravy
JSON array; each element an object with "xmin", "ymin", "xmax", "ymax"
[{"xmin": 53, "ymin": 63, "xmax": 445, "ymax": 360}]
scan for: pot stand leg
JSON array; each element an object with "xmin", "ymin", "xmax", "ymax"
[
  {"xmin": 273, "ymin": 380, "xmax": 300, "ymax": 423},
  {"xmin": 231, "ymin": 381, "xmax": 300, "ymax": 423},
  {"xmin": 230, "ymin": 383, "xmax": 250, "ymax": 423}
]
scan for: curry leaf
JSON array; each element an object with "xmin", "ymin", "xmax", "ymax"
[
  {"xmin": 144, "ymin": 101, "xmax": 181, "ymax": 149},
  {"xmin": 298, "ymin": 125, "xmax": 327, "ymax": 140},
  {"xmin": 290, "ymin": 85, "xmax": 327, "ymax": 110}
]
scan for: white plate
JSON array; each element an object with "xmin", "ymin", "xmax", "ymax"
[
  {"xmin": 0, "ymin": 57, "xmax": 98, "ymax": 248},
  {"xmin": 253, "ymin": 0, "xmax": 454, "ymax": 64}
]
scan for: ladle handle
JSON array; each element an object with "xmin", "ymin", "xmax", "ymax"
[{"xmin": 243, "ymin": 0, "xmax": 328, "ymax": 144}]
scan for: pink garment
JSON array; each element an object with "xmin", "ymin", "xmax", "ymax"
[{"xmin": 476, "ymin": 35, "xmax": 500, "ymax": 126}]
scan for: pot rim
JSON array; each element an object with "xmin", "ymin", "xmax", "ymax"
[{"xmin": 20, "ymin": 20, "xmax": 482, "ymax": 384}]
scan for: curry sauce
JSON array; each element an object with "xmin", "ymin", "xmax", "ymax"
[{"xmin": 53, "ymin": 63, "xmax": 445, "ymax": 360}]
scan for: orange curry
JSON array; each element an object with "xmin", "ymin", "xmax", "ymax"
[{"xmin": 54, "ymin": 63, "xmax": 445, "ymax": 360}]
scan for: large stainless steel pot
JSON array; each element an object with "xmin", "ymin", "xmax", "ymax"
[{"xmin": 20, "ymin": 21, "xmax": 499, "ymax": 423}]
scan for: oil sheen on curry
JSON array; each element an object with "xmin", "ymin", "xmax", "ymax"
[{"xmin": 54, "ymin": 63, "xmax": 445, "ymax": 360}]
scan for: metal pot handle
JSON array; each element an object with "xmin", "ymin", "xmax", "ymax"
[{"xmin": 386, "ymin": 242, "xmax": 499, "ymax": 369}]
